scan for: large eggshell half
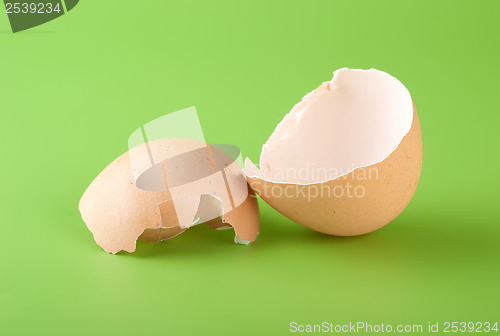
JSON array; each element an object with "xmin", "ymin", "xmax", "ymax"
[
  {"xmin": 245, "ymin": 68, "xmax": 422, "ymax": 236},
  {"xmin": 79, "ymin": 138, "xmax": 259, "ymax": 254}
]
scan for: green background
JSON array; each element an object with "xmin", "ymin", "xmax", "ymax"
[{"xmin": 1, "ymin": 1, "xmax": 499, "ymax": 335}]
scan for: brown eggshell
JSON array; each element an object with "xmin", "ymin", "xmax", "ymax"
[
  {"xmin": 222, "ymin": 186, "xmax": 260, "ymax": 242},
  {"xmin": 79, "ymin": 139, "xmax": 260, "ymax": 254},
  {"xmin": 245, "ymin": 105, "xmax": 422, "ymax": 236},
  {"xmin": 199, "ymin": 186, "xmax": 260, "ymax": 243},
  {"xmin": 139, "ymin": 227, "xmax": 187, "ymax": 242}
]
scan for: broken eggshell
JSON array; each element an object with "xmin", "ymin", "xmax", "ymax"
[
  {"xmin": 79, "ymin": 138, "xmax": 260, "ymax": 254},
  {"xmin": 244, "ymin": 68, "xmax": 422, "ymax": 236}
]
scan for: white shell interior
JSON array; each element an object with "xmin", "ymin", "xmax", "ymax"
[{"xmin": 245, "ymin": 68, "xmax": 414, "ymax": 184}]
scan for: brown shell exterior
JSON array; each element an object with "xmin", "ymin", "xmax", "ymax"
[
  {"xmin": 79, "ymin": 139, "xmax": 260, "ymax": 254},
  {"xmin": 79, "ymin": 149, "xmax": 175, "ymax": 253}
]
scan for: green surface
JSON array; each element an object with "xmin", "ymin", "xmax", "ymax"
[{"xmin": 1, "ymin": 1, "xmax": 499, "ymax": 335}]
